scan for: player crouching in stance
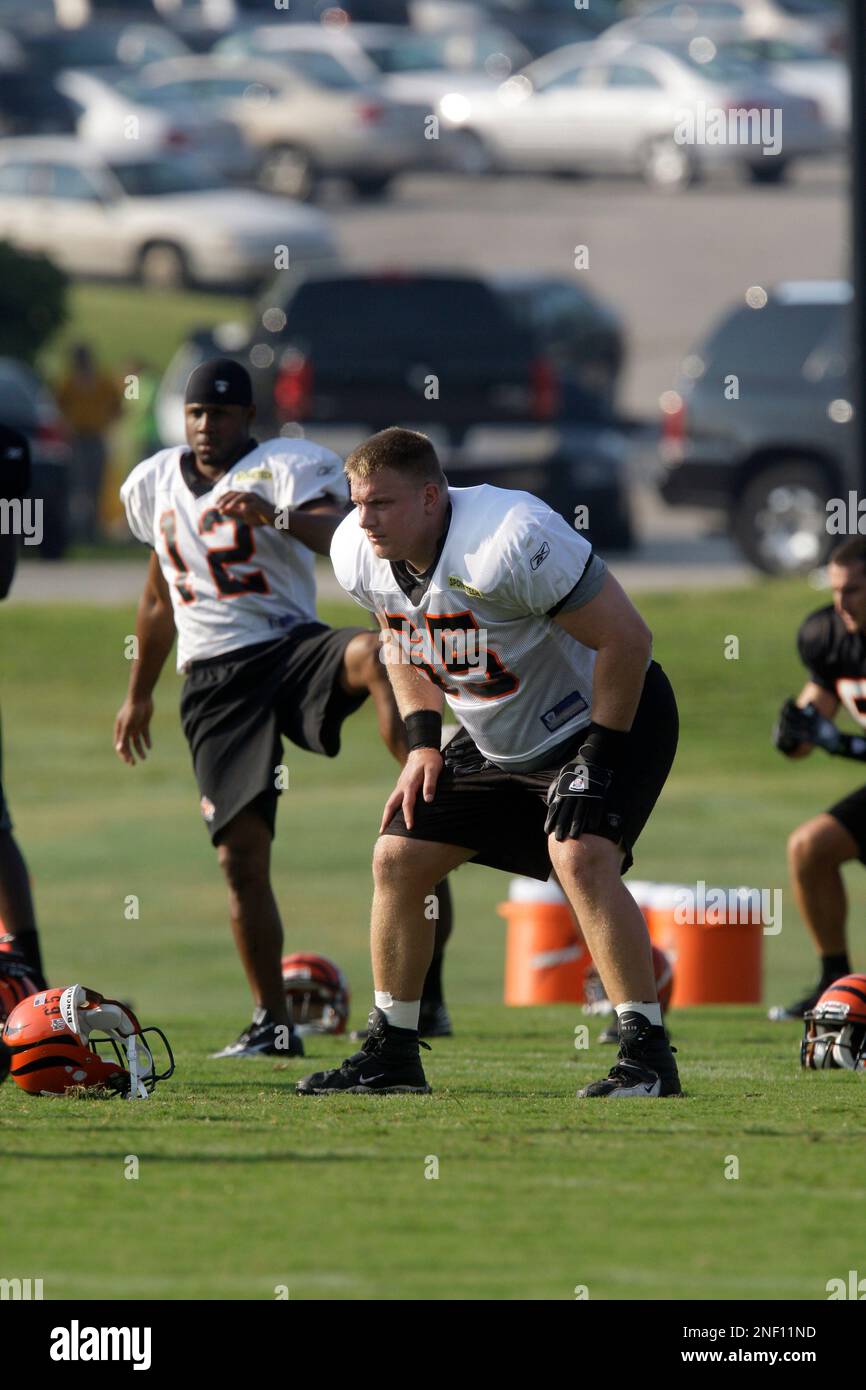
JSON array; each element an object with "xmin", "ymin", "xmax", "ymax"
[
  {"xmin": 297, "ymin": 428, "xmax": 681, "ymax": 1099},
  {"xmin": 772, "ymin": 538, "xmax": 866, "ymax": 1020},
  {"xmin": 113, "ymin": 359, "xmax": 407, "ymax": 1059}
]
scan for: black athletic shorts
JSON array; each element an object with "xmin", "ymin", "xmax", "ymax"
[
  {"xmin": 383, "ymin": 660, "xmax": 678, "ymax": 880},
  {"xmin": 827, "ymin": 785, "xmax": 866, "ymax": 862},
  {"xmin": 180, "ymin": 623, "xmax": 369, "ymax": 844}
]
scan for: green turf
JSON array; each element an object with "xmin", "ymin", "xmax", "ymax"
[
  {"xmin": 37, "ymin": 282, "xmax": 248, "ymax": 383},
  {"xmin": 2, "ymin": 581, "xmax": 866, "ymax": 1300}
]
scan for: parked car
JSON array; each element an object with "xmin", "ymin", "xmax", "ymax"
[
  {"xmin": 657, "ymin": 280, "xmax": 854, "ymax": 573},
  {"xmin": 711, "ymin": 37, "xmax": 848, "ymax": 134},
  {"xmin": 0, "ymin": 139, "xmax": 338, "ymax": 289},
  {"xmin": 213, "ymin": 22, "xmax": 399, "ymax": 85},
  {"xmin": 490, "ymin": 273, "xmax": 625, "ymax": 414},
  {"xmin": 0, "ymin": 358, "xmax": 72, "ymax": 559},
  {"xmin": 155, "ymin": 268, "xmax": 634, "ymax": 548},
  {"xmin": 13, "ymin": 21, "xmax": 192, "ymax": 73},
  {"xmin": 604, "ymin": 0, "xmax": 845, "ymax": 51},
  {"xmin": 470, "ymin": 0, "xmax": 621, "ymax": 58},
  {"xmin": 344, "ymin": 23, "xmax": 530, "ymax": 104},
  {"xmin": 442, "ymin": 38, "xmax": 835, "ymax": 187},
  {"xmin": 136, "ymin": 55, "xmax": 435, "ymax": 199},
  {"xmin": 92, "ymin": 0, "xmax": 415, "ymax": 51},
  {"xmin": 56, "ymin": 67, "xmax": 255, "ymax": 182},
  {"xmin": 0, "ymin": 68, "xmax": 80, "ymax": 136}
]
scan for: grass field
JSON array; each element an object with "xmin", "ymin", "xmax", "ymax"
[
  {"xmin": 2, "ymin": 580, "xmax": 866, "ymax": 1300},
  {"xmin": 37, "ymin": 283, "xmax": 248, "ymax": 384}
]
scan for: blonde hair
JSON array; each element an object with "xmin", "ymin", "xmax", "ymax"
[{"xmin": 345, "ymin": 427, "xmax": 444, "ymax": 483}]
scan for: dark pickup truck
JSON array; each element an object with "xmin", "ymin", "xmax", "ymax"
[{"xmin": 155, "ymin": 267, "xmax": 633, "ymax": 550}]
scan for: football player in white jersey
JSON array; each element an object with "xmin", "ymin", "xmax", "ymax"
[
  {"xmin": 113, "ymin": 360, "xmax": 420, "ymax": 1059},
  {"xmin": 298, "ymin": 427, "xmax": 681, "ymax": 1099}
]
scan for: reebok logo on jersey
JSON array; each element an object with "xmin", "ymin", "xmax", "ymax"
[
  {"xmin": 200, "ymin": 796, "xmax": 216, "ymax": 822},
  {"xmin": 569, "ymin": 773, "xmax": 587, "ymax": 792},
  {"xmin": 448, "ymin": 574, "xmax": 483, "ymax": 599},
  {"xmin": 530, "ymin": 541, "xmax": 550, "ymax": 570}
]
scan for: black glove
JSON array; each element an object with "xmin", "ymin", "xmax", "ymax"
[
  {"xmin": 544, "ymin": 724, "xmax": 628, "ymax": 845},
  {"xmin": 774, "ymin": 697, "xmax": 844, "ymax": 755},
  {"xmin": 773, "ymin": 697, "xmax": 821, "ymax": 753},
  {"xmin": 773, "ymin": 698, "xmax": 866, "ymax": 761}
]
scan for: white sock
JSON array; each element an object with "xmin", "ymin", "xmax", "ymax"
[
  {"xmin": 616, "ymin": 1000, "xmax": 662, "ymax": 1028},
  {"xmin": 374, "ymin": 991, "xmax": 420, "ymax": 1031}
]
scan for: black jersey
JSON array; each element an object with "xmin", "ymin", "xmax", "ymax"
[{"xmin": 798, "ymin": 605, "xmax": 866, "ymax": 728}]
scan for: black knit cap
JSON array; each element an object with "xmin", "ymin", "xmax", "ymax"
[{"xmin": 184, "ymin": 357, "xmax": 253, "ymax": 407}]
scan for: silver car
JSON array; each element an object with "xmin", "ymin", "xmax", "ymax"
[
  {"xmin": 56, "ymin": 67, "xmax": 256, "ymax": 183},
  {"xmin": 442, "ymin": 38, "xmax": 835, "ymax": 188},
  {"xmin": 605, "ymin": 0, "xmax": 844, "ymax": 51},
  {"xmin": 140, "ymin": 53, "xmax": 434, "ymax": 198},
  {"xmin": 0, "ymin": 138, "xmax": 338, "ymax": 288}
]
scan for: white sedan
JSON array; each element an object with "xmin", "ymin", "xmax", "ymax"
[
  {"xmin": 0, "ymin": 138, "xmax": 338, "ymax": 288},
  {"xmin": 441, "ymin": 39, "xmax": 836, "ymax": 189},
  {"xmin": 55, "ymin": 68, "xmax": 256, "ymax": 183}
]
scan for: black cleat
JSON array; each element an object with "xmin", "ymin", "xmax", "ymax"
[
  {"xmin": 578, "ymin": 1011, "xmax": 681, "ymax": 1098},
  {"xmin": 418, "ymin": 1000, "xmax": 453, "ymax": 1038},
  {"xmin": 210, "ymin": 1010, "xmax": 304, "ymax": 1059},
  {"xmin": 297, "ymin": 1007, "xmax": 431, "ymax": 1094},
  {"xmin": 768, "ymin": 983, "xmax": 824, "ymax": 1022}
]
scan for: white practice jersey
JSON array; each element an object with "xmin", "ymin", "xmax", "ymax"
[
  {"xmin": 331, "ymin": 484, "xmax": 600, "ymax": 767},
  {"xmin": 121, "ymin": 438, "xmax": 348, "ymax": 668}
]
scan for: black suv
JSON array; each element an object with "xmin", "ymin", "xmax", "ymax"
[
  {"xmin": 156, "ymin": 268, "xmax": 633, "ymax": 548},
  {"xmin": 657, "ymin": 280, "xmax": 854, "ymax": 573}
]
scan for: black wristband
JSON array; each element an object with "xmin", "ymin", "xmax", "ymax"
[
  {"xmin": 405, "ymin": 710, "xmax": 443, "ymax": 752},
  {"xmin": 578, "ymin": 721, "xmax": 630, "ymax": 773},
  {"xmin": 836, "ymin": 732, "xmax": 866, "ymax": 762}
]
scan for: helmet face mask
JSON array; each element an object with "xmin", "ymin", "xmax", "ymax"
[
  {"xmin": 90, "ymin": 1024, "xmax": 175, "ymax": 1097},
  {"xmin": 801, "ymin": 1018, "xmax": 866, "ymax": 1070},
  {"xmin": 801, "ymin": 976, "xmax": 866, "ymax": 1071}
]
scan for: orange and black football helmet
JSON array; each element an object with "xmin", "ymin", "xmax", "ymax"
[
  {"xmin": 2, "ymin": 984, "xmax": 174, "ymax": 1097},
  {"xmin": 801, "ymin": 974, "xmax": 866, "ymax": 1070},
  {"xmin": 282, "ymin": 953, "xmax": 349, "ymax": 1035}
]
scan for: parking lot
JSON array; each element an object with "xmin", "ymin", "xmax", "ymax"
[
  {"xmin": 13, "ymin": 154, "xmax": 844, "ymax": 590},
  {"xmin": 329, "ymin": 157, "xmax": 846, "ymax": 419}
]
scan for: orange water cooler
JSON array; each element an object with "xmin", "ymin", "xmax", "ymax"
[
  {"xmin": 668, "ymin": 886, "xmax": 763, "ymax": 1007},
  {"xmin": 498, "ymin": 877, "xmax": 590, "ymax": 1005}
]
